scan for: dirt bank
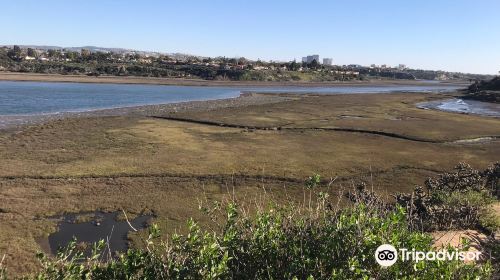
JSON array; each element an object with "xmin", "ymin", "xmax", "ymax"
[{"xmin": 0, "ymin": 72, "xmax": 469, "ymax": 87}]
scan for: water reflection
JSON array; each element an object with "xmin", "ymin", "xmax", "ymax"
[{"xmin": 40, "ymin": 211, "xmax": 153, "ymax": 256}]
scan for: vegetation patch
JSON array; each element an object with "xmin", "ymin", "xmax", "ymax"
[
  {"xmin": 466, "ymin": 77, "xmax": 500, "ymax": 103},
  {"xmin": 0, "ymin": 163, "xmax": 497, "ymax": 279},
  {"xmin": 395, "ymin": 162, "xmax": 499, "ymax": 232}
]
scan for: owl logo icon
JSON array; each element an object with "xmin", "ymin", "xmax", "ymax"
[{"xmin": 375, "ymin": 244, "xmax": 398, "ymax": 267}]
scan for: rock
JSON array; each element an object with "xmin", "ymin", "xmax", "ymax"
[{"xmin": 431, "ymin": 230, "xmax": 490, "ymax": 263}]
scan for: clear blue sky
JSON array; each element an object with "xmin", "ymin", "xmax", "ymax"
[{"xmin": 1, "ymin": 0, "xmax": 499, "ymax": 74}]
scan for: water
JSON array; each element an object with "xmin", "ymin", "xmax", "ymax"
[
  {"xmin": 43, "ymin": 211, "xmax": 153, "ymax": 256},
  {"xmin": 417, "ymin": 98, "xmax": 500, "ymax": 117},
  {"xmin": 0, "ymin": 80, "xmax": 460, "ymax": 116}
]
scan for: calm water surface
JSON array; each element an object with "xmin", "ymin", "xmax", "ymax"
[
  {"xmin": 45, "ymin": 212, "xmax": 153, "ymax": 256},
  {"xmin": 0, "ymin": 80, "xmax": 461, "ymax": 116},
  {"xmin": 417, "ymin": 99, "xmax": 500, "ymax": 117}
]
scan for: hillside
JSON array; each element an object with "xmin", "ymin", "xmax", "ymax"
[{"xmin": 0, "ymin": 45, "xmax": 492, "ymax": 82}]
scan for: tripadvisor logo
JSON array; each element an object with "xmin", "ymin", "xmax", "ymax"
[
  {"xmin": 375, "ymin": 244, "xmax": 398, "ymax": 267},
  {"xmin": 375, "ymin": 244, "xmax": 481, "ymax": 267}
]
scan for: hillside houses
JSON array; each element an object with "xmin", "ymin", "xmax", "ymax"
[{"xmin": 0, "ymin": 45, "xmax": 491, "ymax": 81}]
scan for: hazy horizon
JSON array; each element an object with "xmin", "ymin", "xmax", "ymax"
[{"xmin": 1, "ymin": 0, "xmax": 499, "ymax": 75}]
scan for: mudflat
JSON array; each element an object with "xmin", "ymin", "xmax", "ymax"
[{"xmin": 0, "ymin": 91, "xmax": 498, "ymax": 274}]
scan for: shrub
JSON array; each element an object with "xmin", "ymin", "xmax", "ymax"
[
  {"xmin": 5, "ymin": 163, "xmax": 497, "ymax": 279},
  {"xmin": 29, "ymin": 201, "xmax": 492, "ymax": 279},
  {"xmin": 395, "ymin": 162, "xmax": 499, "ymax": 231}
]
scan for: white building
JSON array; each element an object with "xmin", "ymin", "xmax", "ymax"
[{"xmin": 323, "ymin": 58, "xmax": 333, "ymax": 65}]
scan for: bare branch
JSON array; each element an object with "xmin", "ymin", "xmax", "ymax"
[{"xmin": 121, "ymin": 209, "xmax": 138, "ymax": 232}]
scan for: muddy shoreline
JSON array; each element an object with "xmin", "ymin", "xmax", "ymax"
[
  {"xmin": 0, "ymin": 72, "xmax": 469, "ymax": 87},
  {"xmin": 0, "ymin": 93, "xmax": 289, "ymax": 130}
]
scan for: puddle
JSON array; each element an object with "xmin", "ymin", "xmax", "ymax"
[
  {"xmin": 39, "ymin": 211, "xmax": 153, "ymax": 256},
  {"xmin": 417, "ymin": 99, "xmax": 500, "ymax": 117},
  {"xmin": 451, "ymin": 137, "xmax": 498, "ymax": 144}
]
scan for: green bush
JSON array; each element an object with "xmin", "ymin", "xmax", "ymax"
[
  {"xmin": 27, "ymin": 201, "xmax": 492, "ymax": 279},
  {"xmin": 479, "ymin": 206, "xmax": 500, "ymax": 234},
  {"xmin": 4, "ymin": 163, "xmax": 496, "ymax": 279}
]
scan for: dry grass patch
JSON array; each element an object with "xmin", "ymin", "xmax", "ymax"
[{"xmin": 168, "ymin": 93, "xmax": 500, "ymax": 141}]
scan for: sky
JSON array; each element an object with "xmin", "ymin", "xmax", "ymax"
[{"xmin": 1, "ymin": 0, "xmax": 499, "ymax": 74}]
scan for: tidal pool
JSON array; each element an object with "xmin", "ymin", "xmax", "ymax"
[{"xmin": 41, "ymin": 211, "xmax": 153, "ymax": 256}]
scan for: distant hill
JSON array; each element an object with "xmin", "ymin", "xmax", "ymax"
[
  {"xmin": 2, "ymin": 45, "xmax": 130, "ymax": 53},
  {"xmin": 1, "ymin": 45, "xmax": 198, "ymax": 59}
]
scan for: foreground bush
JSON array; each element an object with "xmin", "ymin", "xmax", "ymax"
[
  {"xmin": 2, "ymin": 163, "xmax": 497, "ymax": 279},
  {"xmin": 27, "ymin": 203, "xmax": 491, "ymax": 279}
]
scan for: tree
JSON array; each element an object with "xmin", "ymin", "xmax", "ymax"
[
  {"xmin": 13, "ymin": 45, "xmax": 21, "ymax": 53},
  {"xmin": 7, "ymin": 45, "xmax": 22, "ymax": 61},
  {"xmin": 27, "ymin": 48, "xmax": 36, "ymax": 57},
  {"xmin": 117, "ymin": 65, "xmax": 127, "ymax": 75},
  {"xmin": 237, "ymin": 57, "xmax": 247, "ymax": 65},
  {"xmin": 94, "ymin": 51, "xmax": 111, "ymax": 62},
  {"xmin": 81, "ymin": 49, "xmax": 91, "ymax": 57},
  {"xmin": 65, "ymin": 51, "xmax": 79, "ymax": 60},
  {"xmin": 309, "ymin": 59, "xmax": 319, "ymax": 69},
  {"xmin": 288, "ymin": 60, "xmax": 300, "ymax": 71},
  {"xmin": 47, "ymin": 49, "xmax": 57, "ymax": 57}
]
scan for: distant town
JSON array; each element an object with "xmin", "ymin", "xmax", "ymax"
[{"xmin": 0, "ymin": 45, "xmax": 492, "ymax": 82}]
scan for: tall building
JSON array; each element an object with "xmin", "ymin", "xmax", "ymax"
[
  {"xmin": 323, "ymin": 58, "xmax": 333, "ymax": 65},
  {"xmin": 398, "ymin": 64, "xmax": 407, "ymax": 70},
  {"xmin": 306, "ymin": 55, "xmax": 320, "ymax": 63}
]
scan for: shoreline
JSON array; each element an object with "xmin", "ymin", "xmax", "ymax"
[
  {"xmin": 4, "ymin": 90, "xmax": 489, "ymax": 132},
  {"xmin": 0, "ymin": 72, "xmax": 469, "ymax": 87},
  {"xmin": 3, "ymin": 90, "xmax": 494, "ymax": 131},
  {"xmin": 416, "ymin": 97, "xmax": 500, "ymax": 118},
  {"xmin": 0, "ymin": 93, "xmax": 290, "ymax": 131}
]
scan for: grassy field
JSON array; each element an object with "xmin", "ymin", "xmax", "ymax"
[{"xmin": 0, "ymin": 91, "xmax": 498, "ymax": 275}]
